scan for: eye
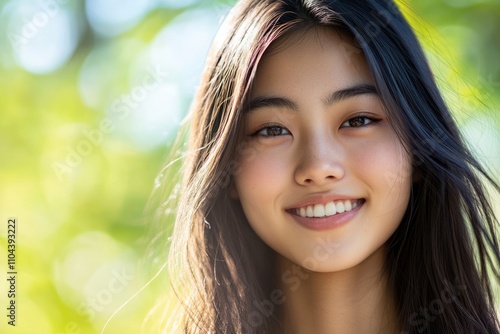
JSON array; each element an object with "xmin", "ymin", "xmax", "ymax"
[
  {"xmin": 253, "ymin": 125, "xmax": 291, "ymax": 137},
  {"xmin": 341, "ymin": 115, "xmax": 377, "ymax": 128}
]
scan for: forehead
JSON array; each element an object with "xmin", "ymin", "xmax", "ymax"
[{"xmin": 250, "ymin": 27, "xmax": 373, "ymax": 99}]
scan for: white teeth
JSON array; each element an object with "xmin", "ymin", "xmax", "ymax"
[
  {"xmin": 325, "ymin": 202, "xmax": 336, "ymax": 216},
  {"xmin": 336, "ymin": 202, "xmax": 345, "ymax": 213},
  {"xmin": 313, "ymin": 204, "xmax": 325, "ymax": 217},
  {"xmin": 306, "ymin": 206, "xmax": 314, "ymax": 217},
  {"xmin": 294, "ymin": 200, "xmax": 360, "ymax": 218}
]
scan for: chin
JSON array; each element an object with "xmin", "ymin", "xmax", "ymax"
[{"xmin": 291, "ymin": 244, "xmax": 386, "ymax": 274}]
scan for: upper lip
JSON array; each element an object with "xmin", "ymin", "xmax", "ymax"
[{"xmin": 286, "ymin": 193, "xmax": 363, "ymax": 209}]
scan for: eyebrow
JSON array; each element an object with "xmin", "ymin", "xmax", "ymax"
[
  {"xmin": 246, "ymin": 83, "xmax": 378, "ymax": 113},
  {"xmin": 322, "ymin": 83, "xmax": 378, "ymax": 106}
]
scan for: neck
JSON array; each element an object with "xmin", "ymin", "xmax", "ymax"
[{"xmin": 277, "ymin": 247, "xmax": 399, "ymax": 334}]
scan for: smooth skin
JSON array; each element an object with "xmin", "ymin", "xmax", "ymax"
[{"xmin": 234, "ymin": 28, "xmax": 412, "ymax": 333}]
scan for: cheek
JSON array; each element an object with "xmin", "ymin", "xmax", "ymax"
[
  {"xmin": 234, "ymin": 147, "xmax": 289, "ymax": 213},
  {"xmin": 352, "ymin": 136, "xmax": 412, "ymax": 208}
]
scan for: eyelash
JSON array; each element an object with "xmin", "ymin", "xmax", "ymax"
[
  {"xmin": 252, "ymin": 124, "xmax": 291, "ymax": 137},
  {"xmin": 341, "ymin": 114, "xmax": 380, "ymax": 128},
  {"xmin": 251, "ymin": 114, "xmax": 380, "ymax": 138}
]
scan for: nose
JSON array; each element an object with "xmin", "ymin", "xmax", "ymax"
[{"xmin": 294, "ymin": 136, "xmax": 345, "ymax": 186}]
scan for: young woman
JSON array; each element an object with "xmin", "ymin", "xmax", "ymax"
[{"xmin": 162, "ymin": 0, "xmax": 500, "ymax": 332}]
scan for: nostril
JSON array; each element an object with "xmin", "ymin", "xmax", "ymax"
[
  {"xmin": 295, "ymin": 164, "xmax": 344, "ymax": 186},
  {"xmin": 301, "ymin": 175, "xmax": 336, "ymax": 185}
]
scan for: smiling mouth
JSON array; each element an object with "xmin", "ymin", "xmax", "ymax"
[{"xmin": 289, "ymin": 199, "xmax": 365, "ymax": 218}]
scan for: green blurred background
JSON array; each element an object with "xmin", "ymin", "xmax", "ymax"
[{"xmin": 0, "ymin": 0, "xmax": 498, "ymax": 333}]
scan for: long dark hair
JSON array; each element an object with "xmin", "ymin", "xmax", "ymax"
[{"xmin": 163, "ymin": 0, "xmax": 500, "ymax": 332}]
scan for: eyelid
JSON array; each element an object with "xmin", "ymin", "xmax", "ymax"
[
  {"xmin": 250, "ymin": 123, "xmax": 291, "ymax": 137},
  {"xmin": 341, "ymin": 112, "xmax": 382, "ymax": 127}
]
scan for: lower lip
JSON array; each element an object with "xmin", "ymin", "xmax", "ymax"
[{"xmin": 288, "ymin": 201, "xmax": 364, "ymax": 231}]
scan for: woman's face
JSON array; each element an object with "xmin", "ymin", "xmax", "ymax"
[{"xmin": 233, "ymin": 28, "xmax": 412, "ymax": 272}]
